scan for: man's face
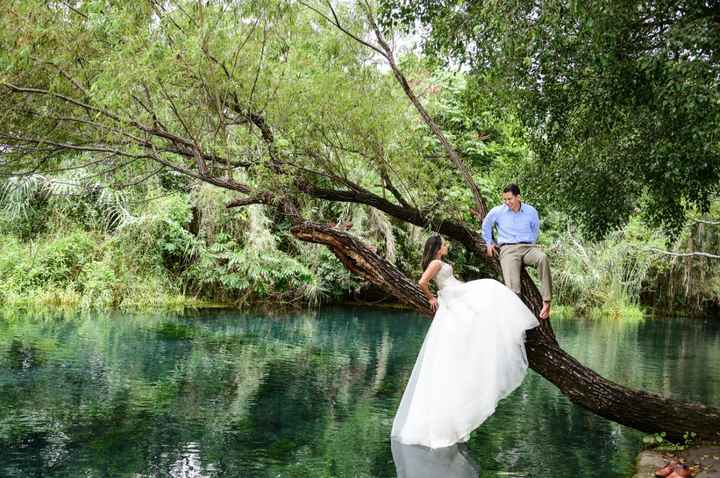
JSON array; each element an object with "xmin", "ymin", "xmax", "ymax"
[{"xmin": 502, "ymin": 192, "xmax": 521, "ymax": 211}]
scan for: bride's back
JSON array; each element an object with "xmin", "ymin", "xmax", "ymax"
[{"xmin": 434, "ymin": 261, "xmax": 458, "ymax": 290}]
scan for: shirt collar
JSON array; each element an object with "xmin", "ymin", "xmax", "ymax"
[{"xmin": 504, "ymin": 202, "xmax": 525, "ymax": 213}]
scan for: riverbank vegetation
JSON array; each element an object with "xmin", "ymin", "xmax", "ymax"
[
  {"xmin": 0, "ymin": 0, "xmax": 718, "ymax": 318},
  {"xmin": 0, "ymin": 3, "xmax": 720, "ymax": 317},
  {"xmin": 1, "ymin": 149, "xmax": 717, "ymax": 316},
  {"xmin": 0, "ymin": 179, "xmax": 361, "ymax": 310}
]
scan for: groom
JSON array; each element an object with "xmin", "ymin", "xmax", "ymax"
[{"xmin": 479, "ymin": 184, "xmax": 552, "ymax": 319}]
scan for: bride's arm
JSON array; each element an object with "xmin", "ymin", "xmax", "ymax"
[{"xmin": 418, "ymin": 260, "xmax": 443, "ymax": 312}]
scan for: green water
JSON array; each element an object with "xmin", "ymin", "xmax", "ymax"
[{"xmin": 0, "ymin": 307, "xmax": 718, "ymax": 477}]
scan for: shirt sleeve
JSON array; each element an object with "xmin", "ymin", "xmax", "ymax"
[
  {"xmin": 529, "ymin": 207, "xmax": 540, "ymax": 243},
  {"xmin": 481, "ymin": 208, "xmax": 497, "ymax": 245}
]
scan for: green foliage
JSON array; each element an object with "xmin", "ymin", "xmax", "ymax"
[
  {"xmin": 0, "ymin": 180, "xmax": 372, "ymax": 310},
  {"xmin": 550, "ymin": 218, "xmax": 665, "ymax": 318},
  {"xmin": 182, "ymin": 238, "xmax": 316, "ymax": 305},
  {"xmin": 0, "ymin": 186, "xmax": 188, "ymax": 309},
  {"xmin": 547, "ymin": 207, "xmax": 720, "ymax": 318},
  {"xmin": 643, "ymin": 431, "xmax": 698, "ymax": 451},
  {"xmin": 113, "ymin": 192, "xmax": 200, "ymax": 274},
  {"xmin": 0, "ymin": 0, "xmax": 516, "ymax": 232},
  {"xmin": 78, "ymin": 260, "xmax": 118, "ymax": 310},
  {"xmin": 1, "ymin": 0, "xmax": 718, "ymax": 314},
  {"xmin": 382, "ymin": 0, "xmax": 720, "ymax": 237},
  {"xmin": 647, "ymin": 203, "xmax": 720, "ymax": 315},
  {"xmin": 0, "ymin": 172, "xmax": 132, "ymax": 238},
  {"xmin": 0, "ymin": 231, "xmax": 94, "ymax": 292}
]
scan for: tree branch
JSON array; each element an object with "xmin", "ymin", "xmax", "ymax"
[
  {"xmin": 380, "ymin": 168, "xmax": 411, "ymax": 209},
  {"xmin": 289, "ymin": 219, "xmax": 720, "ymax": 442},
  {"xmin": 297, "ymin": 1, "xmax": 389, "ymax": 59},
  {"xmin": 693, "ymin": 218, "xmax": 720, "ymax": 225},
  {"xmin": 144, "ymin": 148, "xmax": 251, "ymax": 193},
  {"xmin": 645, "ymin": 247, "xmax": 720, "ymax": 259},
  {"xmin": 226, "ymin": 193, "xmax": 274, "ymax": 208}
]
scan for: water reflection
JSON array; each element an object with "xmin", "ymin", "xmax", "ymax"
[
  {"xmin": 0, "ymin": 308, "xmax": 718, "ymax": 477},
  {"xmin": 391, "ymin": 439, "xmax": 480, "ymax": 478}
]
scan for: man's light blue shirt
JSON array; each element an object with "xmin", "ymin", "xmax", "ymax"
[{"xmin": 481, "ymin": 203, "xmax": 540, "ymax": 246}]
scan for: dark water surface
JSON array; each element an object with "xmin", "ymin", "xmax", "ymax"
[{"xmin": 0, "ymin": 307, "xmax": 718, "ymax": 477}]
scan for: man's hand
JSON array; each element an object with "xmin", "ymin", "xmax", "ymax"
[
  {"xmin": 486, "ymin": 244, "xmax": 497, "ymax": 257},
  {"xmin": 429, "ymin": 297, "xmax": 439, "ymax": 312}
]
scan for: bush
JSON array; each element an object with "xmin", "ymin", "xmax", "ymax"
[
  {"xmin": 28, "ymin": 231, "xmax": 97, "ymax": 286},
  {"xmin": 79, "ymin": 259, "xmax": 118, "ymax": 309},
  {"xmin": 550, "ymin": 218, "xmax": 665, "ymax": 318},
  {"xmin": 182, "ymin": 236, "xmax": 318, "ymax": 305}
]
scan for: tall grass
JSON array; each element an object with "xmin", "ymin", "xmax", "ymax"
[
  {"xmin": 650, "ymin": 211, "xmax": 720, "ymax": 315},
  {"xmin": 0, "ymin": 176, "xmax": 370, "ymax": 310},
  {"xmin": 550, "ymin": 222, "xmax": 664, "ymax": 319},
  {"xmin": 5, "ymin": 171, "xmax": 715, "ymax": 315}
]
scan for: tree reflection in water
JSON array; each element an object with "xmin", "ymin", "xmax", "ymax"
[{"xmin": 0, "ymin": 307, "xmax": 718, "ymax": 477}]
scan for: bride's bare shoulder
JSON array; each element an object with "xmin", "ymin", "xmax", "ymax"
[{"xmin": 420, "ymin": 260, "xmax": 444, "ymax": 284}]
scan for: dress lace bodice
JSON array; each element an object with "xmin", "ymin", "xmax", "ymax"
[{"xmin": 434, "ymin": 262, "xmax": 462, "ymax": 290}]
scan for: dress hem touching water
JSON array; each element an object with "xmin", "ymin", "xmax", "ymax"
[{"xmin": 391, "ymin": 265, "xmax": 538, "ymax": 449}]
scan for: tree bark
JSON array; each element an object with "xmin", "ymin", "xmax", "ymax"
[{"xmin": 291, "ymin": 221, "xmax": 720, "ymax": 442}]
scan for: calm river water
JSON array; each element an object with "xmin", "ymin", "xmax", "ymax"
[{"xmin": 1, "ymin": 307, "xmax": 718, "ymax": 477}]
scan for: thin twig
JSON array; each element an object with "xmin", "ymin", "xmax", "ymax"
[
  {"xmin": 644, "ymin": 247, "xmax": 720, "ymax": 259},
  {"xmin": 693, "ymin": 218, "xmax": 720, "ymax": 225},
  {"xmin": 297, "ymin": 0, "xmax": 388, "ymax": 58},
  {"xmin": 59, "ymin": 0, "xmax": 88, "ymax": 19}
]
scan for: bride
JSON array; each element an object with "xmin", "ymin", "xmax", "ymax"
[{"xmin": 391, "ymin": 234, "xmax": 540, "ymax": 449}]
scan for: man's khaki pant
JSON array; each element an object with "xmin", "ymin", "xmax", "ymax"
[{"xmin": 498, "ymin": 244, "xmax": 552, "ymax": 302}]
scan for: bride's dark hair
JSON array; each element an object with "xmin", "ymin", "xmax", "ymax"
[{"xmin": 421, "ymin": 234, "xmax": 443, "ymax": 270}]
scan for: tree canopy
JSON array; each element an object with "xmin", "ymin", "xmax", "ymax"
[
  {"xmin": 381, "ymin": 0, "xmax": 720, "ymax": 236},
  {"xmin": 1, "ymin": 0, "xmax": 504, "ymax": 229}
]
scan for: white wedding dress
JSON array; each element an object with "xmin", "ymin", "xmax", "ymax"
[{"xmin": 391, "ymin": 261, "xmax": 540, "ymax": 449}]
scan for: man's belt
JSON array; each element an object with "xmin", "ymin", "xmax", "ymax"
[{"xmin": 498, "ymin": 241, "xmax": 533, "ymax": 247}]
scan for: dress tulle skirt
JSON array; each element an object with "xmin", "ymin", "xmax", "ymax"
[{"xmin": 391, "ymin": 278, "xmax": 539, "ymax": 449}]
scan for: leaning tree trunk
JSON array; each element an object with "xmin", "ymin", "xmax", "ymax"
[{"xmin": 291, "ymin": 221, "xmax": 720, "ymax": 442}]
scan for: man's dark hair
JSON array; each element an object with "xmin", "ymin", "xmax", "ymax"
[{"xmin": 503, "ymin": 183, "xmax": 521, "ymax": 196}]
